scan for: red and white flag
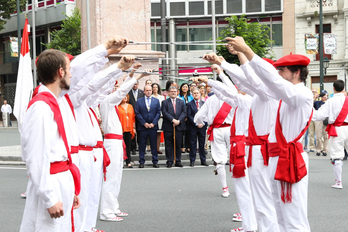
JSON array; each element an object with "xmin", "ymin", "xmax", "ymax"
[{"xmin": 14, "ymin": 18, "xmax": 33, "ymax": 132}]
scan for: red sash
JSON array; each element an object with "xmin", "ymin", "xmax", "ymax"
[
  {"xmin": 207, "ymin": 102, "xmax": 232, "ymax": 141},
  {"xmin": 245, "ymin": 110, "xmax": 269, "ymax": 168},
  {"xmin": 28, "ymin": 92, "xmax": 81, "ymax": 232},
  {"xmin": 70, "ymin": 146, "xmax": 79, "ymax": 154},
  {"xmin": 326, "ymin": 96, "xmax": 348, "ymax": 139},
  {"xmin": 64, "ymin": 94, "xmax": 76, "ymax": 120},
  {"xmin": 94, "ymin": 141, "xmax": 111, "ymax": 181},
  {"xmin": 104, "ymin": 133, "xmax": 127, "ymax": 160},
  {"xmin": 269, "ymin": 100, "xmax": 312, "ymax": 203},
  {"xmin": 229, "ymin": 107, "xmax": 246, "ymax": 178}
]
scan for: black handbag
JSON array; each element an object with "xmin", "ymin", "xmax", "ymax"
[{"xmin": 323, "ymin": 117, "xmax": 329, "ymax": 126}]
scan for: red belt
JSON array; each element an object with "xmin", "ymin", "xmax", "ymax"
[
  {"xmin": 50, "ymin": 161, "xmax": 69, "ymax": 174},
  {"xmin": 105, "ymin": 133, "xmax": 127, "ymax": 160},
  {"xmin": 229, "ymin": 135, "xmax": 246, "ymax": 178},
  {"xmin": 94, "ymin": 141, "xmax": 110, "ymax": 181},
  {"xmin": 207, "ymin": 123, "xmax": 231, "ymax": 141},
  {"xmin": 78, "ymin": 145, "xmax": 94, "ymax": 151},
  {"xmin": 268, "ymin": 142, "xmax": 304, "ymax": 157},
  {"xmin": 245, "ymin": 135, "xmax": 269, "ymax": 167},
  {"xmin": 71, "ymin": 146, "xmax": 79, "ymax": 154}
]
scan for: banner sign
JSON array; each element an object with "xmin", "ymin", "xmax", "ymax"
[
  {"xmin": 324, "ymin": 33, "xmax": 337, "ymax": 54},
  {"xmin": 305, "ymin": 34, "xmax": 319, "ymax": 54},
  {"xmin": 10, "ymin": 37, "xmax": 18, "ymax": 57}
]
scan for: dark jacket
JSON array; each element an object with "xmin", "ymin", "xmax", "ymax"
[
  {"xmin": 135, "ymin": 96, "xmax": 161, "ymax": 131},
  {"xmin": 161, "ymin": 97, "xmax": 186, "ymax": 132}
]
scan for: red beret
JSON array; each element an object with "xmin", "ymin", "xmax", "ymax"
[
  {"xmin": 262, "ymin": 58, "xmax": 275, "ymax": 65},
  {"xmin": 273, "ymin": 53, "xmax": 310, "ymax": 68}
]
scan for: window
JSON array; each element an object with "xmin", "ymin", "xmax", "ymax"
[
  {"xmin": 151, "ymin": 3, "xmax": 161, "ymax": 17},
  {"xmin": 170, "ymin": 2, "xmax": 185, "ymax": 16},
  {"xmin": 189, "ymin": 27, "xmax": 213, "ymax": 50},
  {"xmin": 246, "ymin": 0, "xmax": 261, "ymax": 13},
  {"xmin": 189, "ymin": 1, "xmax": 204, "ymax": 15},
  {"xmin": 315, "ymin": 24, "xmax": 331, "ymax": 60},
  {"xmin": 265, "ymin": 0, "xmax": 281, "ymax": 11},
  {"xmin": 227, "ymin": 0, "xmax": 243, "ymax": 14},
  {"xmin": 151, "ymin": 27, "xmax": 168, "ymax": 51},
  {"xmin": 176, "ymin": 28, "xmax": 188, "ymax": 51},
  {"xmin": 272, "ymin": 24, "xmax": 282, "ymax": 46},
  {"xmin": 3, "ymin": 41, "xmax": 18, "ymax": 63},
  {"xmin": 208, "ymin": 0, "xmax": 223, "ymax": 14}
]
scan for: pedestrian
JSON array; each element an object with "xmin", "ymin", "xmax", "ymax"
[
  {"xmin": 1, "ymin": 100, "xmax": 12, "ymax": 126},
  {"xmin": 151, "ymin": 83, "xmax": 165, "ymax": 154},
  {"xmin": 161, "ymin": 85, "xmax": 187, "ymax": 167},
  {"xmin": 178, "ymin": 82, "xmax": 193, "ymax": 154},
  {"xmin": 135, "ymin": 85, "xmax": 161, "ymax": 168},
  {"xmin": 314, "ymin": 90, "xmax": 329, "ymax": 156},
  {"xmin": 312, "ymin": 80, "xmax": 348, "ymax": 189}
]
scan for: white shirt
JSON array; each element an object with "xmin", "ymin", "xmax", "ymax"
[
  {"xmin": 248, "ymin": 55, "xmax": 313, "ymax": 143},
  {"xmin": 194, "ymin": 95, "xmax": 235, "ymax": 126},
  {"xmin": 312, "ymin": 93, "xmax": 348, "ymax": 123},
  {"xmin": 1, "ymin": 104, "xmax": 12, "ymax": 114},
  {"xmin": 21, "ymin": 86, "xmax": 68, "ymax": 208},
  {"xmin": 100, "ymin": 78, "xmax": 137, "ymax": 135}
]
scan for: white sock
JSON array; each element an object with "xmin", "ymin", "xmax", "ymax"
[
  {"xmin": 333, "ymin": 160, "xmax": 343, "ymax": 183},
  {"xmin": 216, "ymin": 164, "xmax": 227, "ymax": 189}
]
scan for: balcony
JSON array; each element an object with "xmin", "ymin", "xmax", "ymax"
[{"xmin": 1, "ymin": 0, "xmax": 76, "ymax": 34}]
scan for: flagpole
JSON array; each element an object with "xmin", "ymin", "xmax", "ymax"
[
  {"xmin": 32, "ymin": 1, "xmax": 37, "ymax": 87},
  {"xmin": 17, "ymin": 0, "xmax": 21, "ymax": 56}
]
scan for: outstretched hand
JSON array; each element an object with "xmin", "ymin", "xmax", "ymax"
[
  {"xmin": 211, "ymin": 64, "xmax": 223, "ymax": 75},
  {"xmin": 117, "ymin": 55, "xmax": 135, "ymax": 71},
  {"xmin": 202, "ymin": 53, "xmax": 225, "ymax": 65},
  {"xmin": 105, "ymin": 36, "xmax": 129, "ymax": 55}
]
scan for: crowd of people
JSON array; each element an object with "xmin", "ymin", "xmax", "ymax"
[
  {"xmin": 18, "ymin": 34, "xmax": 348, "ymax": 232},
  {"xmin": 118, "ymin": 75, "xmax": 214, "ymax": 168}
]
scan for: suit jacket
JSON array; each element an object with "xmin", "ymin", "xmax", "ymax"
[
  {"xmin": 128, "ymin": 88, "xmax": 145, "ymax": 108},
  {"xmin": 187, "ymin": 99, "xmax": 207, "ymax": 130},
  {"xmin": 134, "ymin": 96, "xmax": 161, "ymax": 131},
  {"xmin": 161, "ymin": 97, "xmax": 186, "ymax": 132}
]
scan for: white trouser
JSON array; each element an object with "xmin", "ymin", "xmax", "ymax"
[
  {"xmin": 314, "ymin": 121, "xmax": 328, "ymax": 153},
  {"xmin": 231, "ymin": 144, "xmax": 258, "ymax": 232},
  {"xmin": 211, "ymin": 127, "xmax": 230, "ymax": 189},
  {"xmin": 85, "ymin": 148, "xmax": 104, "ymax": 231},
  {"xmin": 308, "ymin": 121, "xmax": 315, "ymax": 150},
  {"xmin": 74, "ymin": 149, "xmax": 95, "ymax": 232},
  {"xmin": 328, "ymin": 126, "xmax": 348, "ymax": 160},
  {"xmin": 20, "ymin": 171, "xmax": 74, "ymax": 232},
  {"xmin": 247, "ymin": 145, "xmax": 279, "ymax": 232},
  {"xmin": 269, "ymin": 154, "xmax": 310, "ymax": 232},
  {"xmin": 333, "ymin": 160, "xmax": 343, "ymax": 183},
  {"xmin": 100, "ymin": 139, "xmax": 124, "ymax": 219}
]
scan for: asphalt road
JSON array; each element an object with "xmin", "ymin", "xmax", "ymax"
[{"xmin": 1, "ymin": 155, "xmax": 348, "ymax": 232}]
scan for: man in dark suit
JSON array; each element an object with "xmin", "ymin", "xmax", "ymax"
[
  {"xmin": 135, "ymin": 85, "xmax": 161, "ymax": 168},
  {"xmin": 161, "ymin": 85, "xmax": 187, "ymax": 168},
  {"xmin": 128, "ymin": 81, "xmax": 145, "ymax": 154},
  {"xmin": 187, "ymin": 88, "xmax": 208, "ymax": 167}
]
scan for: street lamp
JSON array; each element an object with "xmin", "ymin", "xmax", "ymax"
[{"xmin": 323, "ymin": 57, "xmax": 330, "ymax": 76}]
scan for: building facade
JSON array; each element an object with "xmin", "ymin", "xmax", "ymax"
[
  {"xmin": 0, "ymin": 0, "xmax": 75, "ymax": 107},
  {"xmin": 295, "ymin": 0, "xmax": 348, "ymax": 93}
]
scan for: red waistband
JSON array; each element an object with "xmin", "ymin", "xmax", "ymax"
[
  {"xmin": 71, "ymin": 146, "xmax": 79, "ymax": 154},
  {"xmin": 230, "ymin": 135, "xmax": 245, "ymax": 144},
  {"xmin": 245, "ymin": 134, "xmax": 269, "ymax": 145},
  {"xmin": 219, "ymin": 123, "xmax": 231, "ymax": 128},
  {"xmin": 79, "ymin": 145, "xmax": 94, "ymax": 151},
  {"xmin": 50, "ymin": 161, "xmax": 69, "ymax": 175},
  {"xmin": 104, "ymin": 133, "xmax": 123, "ymax": 140},
  {"xmin": 94, "ymin": 141, "xmax": 103, "ymax": 148},
  {"xmin": 268, "ymin": 142, "xmax": 304, "ymax": 157}
]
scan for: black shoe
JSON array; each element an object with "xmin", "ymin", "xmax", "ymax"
[
  {"xmin": 343, "ymin": 156, "xmax": 348, "ymax": 161},
  {"xmin": 190, "ymin": 162, "xmax": 194, "ymax": 167},
  {"xmin": 316, "ymin": 152, "xmax": 321, "ymax": 156},
  {"xmin": 131, "ymin": 150, "xmax": 136, "ymax": 155},
  {"xmin": 166, "ymin": 163, "xmax": 172, "ymax": 168},
  {"xmin": 181, "ymin": 150, "xmax": 185, "ymax": 153},
  {"xmin": 139, "ymin": 163, "xmax": 144, "ymax": 168},
  {"xmin": 153, "ymin": 163, "xmax": 159, "ymax": 168},
  {"xmin": 204, "ymin": 150, "xmax": 208, "ymax": 155},
  {"xmin": 175, "ymin": 163, "xmax": 183, "ymax": 167},
  {"xmin": 201, "ymin": 162, "xmax": 209, "ymax": 166},
  {"xmin": 322, "ymin": 152, "xmax": 327, "ymax": 156}
]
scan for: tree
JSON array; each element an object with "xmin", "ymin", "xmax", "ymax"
[
  {"xmin": 216, "ymin": 15, "xmax": 274, "ymax": 65},
  {"xmin": 44, "ymin": 7, "xmax": 81, "ymax": 56},
  {"xmin": 0, "ymin": 0, "xmax": 26, "ymax": 31}
]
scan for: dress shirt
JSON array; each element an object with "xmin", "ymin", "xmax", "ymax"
[{"xmin": 1, "ymin": 104, "xmax": 12, "ymax": 114}]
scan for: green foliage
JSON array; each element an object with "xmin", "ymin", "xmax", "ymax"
[
  {"xmin": 44, "ymin": 8, "xmax": 81, "ymax": 56},
  {"xmin": 0, "ymin": 0, "xmax": 26, "ymax": 31},
  {"xmin": 216, "ymin": 15, "xmax": 274, "ymax": 65}
]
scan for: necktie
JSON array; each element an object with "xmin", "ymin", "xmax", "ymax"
[
  {"xmin": 196, "ymin": 101, "xmax": 199, "ymax": 109},
  {"xmin": 134, "ymin": 90, "xmax": 138, "ymax": 101},
  {"xmin": 147, "ymin": 97, "xmax": 151, "ymax": 110},
  {"xmin": 172, "ymin": 99, "xmax": 176, "ymax": 114}
]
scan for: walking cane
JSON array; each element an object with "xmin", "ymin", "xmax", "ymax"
[{"xmin": 173, "ymin": 124, "xmax": 176, "ymax": 165}]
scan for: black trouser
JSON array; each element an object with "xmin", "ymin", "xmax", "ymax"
[
  {"xmin": 189, "ymin": 128, "xmax": 206, "ymax": 163},
  {"xmin": 123, "ymin": 131, "xmax": 132, "ymax": 164},
  {"xmin": 164, "ymin": 129, "xmax": 183, "ymax": 164}
]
